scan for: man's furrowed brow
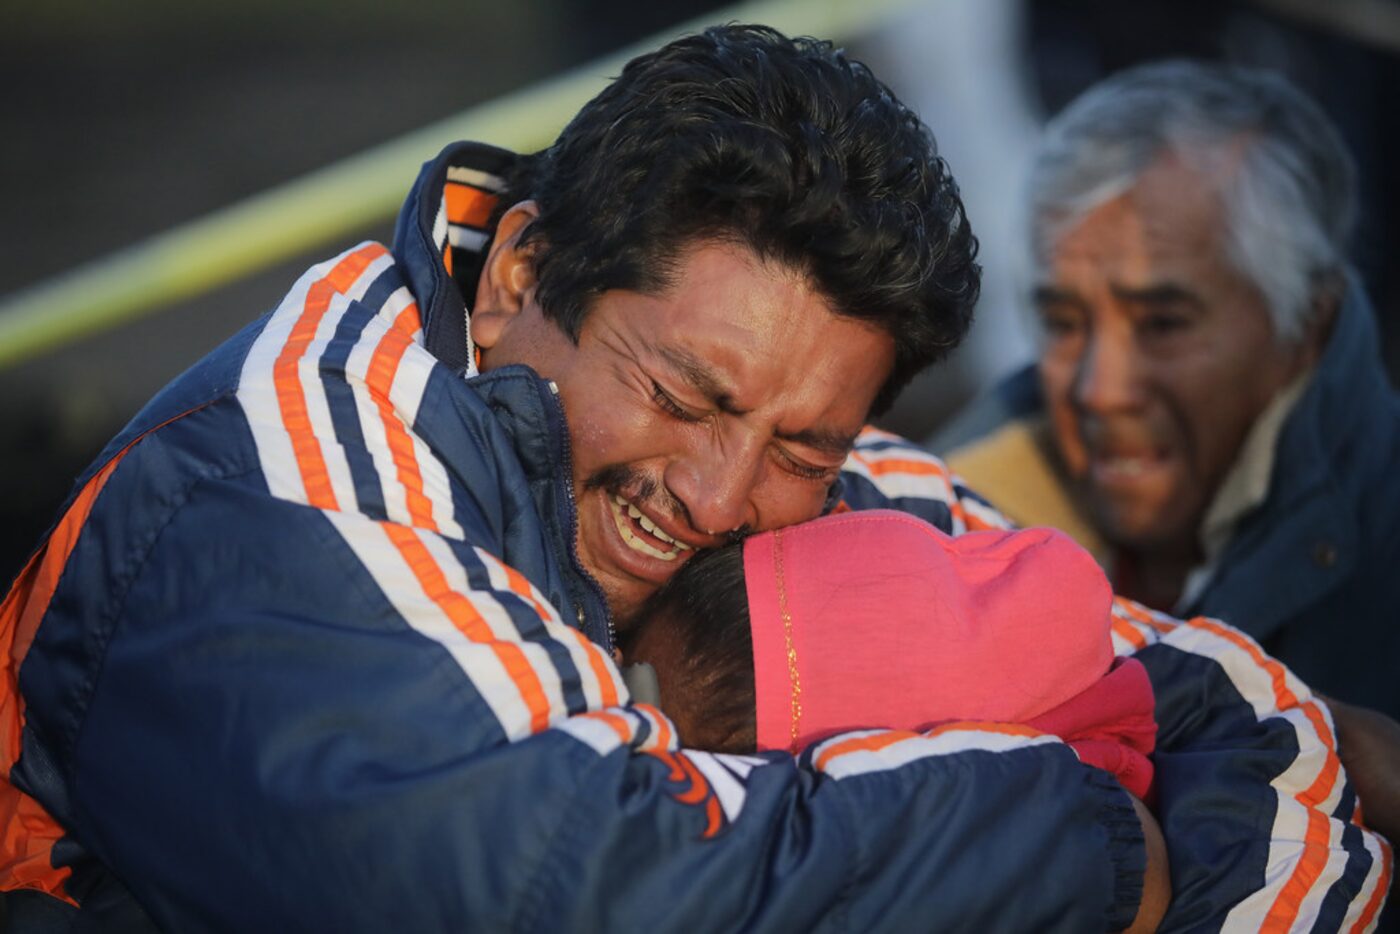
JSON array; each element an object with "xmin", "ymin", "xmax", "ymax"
[
  {"xmin": 1030, "ymin": 284, "xmax": 1079, "ymax": 308},
  {"xmin": 1111, "ymin": 282, "xmax": 1202, "ymax": 308},
  {"xmin": 657, "ymin": 344, "xmax": 748, "ymax": 414}
]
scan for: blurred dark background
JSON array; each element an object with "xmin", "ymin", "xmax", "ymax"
[{"xmin": 3, "ymin": 0, "xmax": 1397, "ymax": 585}]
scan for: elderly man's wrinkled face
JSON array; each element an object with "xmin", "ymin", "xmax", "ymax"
[
  {"xmin": 1033, "ymin": 153, "xmax": 1318, "ymax": 555},
  {"xmin": 473, "ymin": 206, "xmax": 895, "ymax": 626}
]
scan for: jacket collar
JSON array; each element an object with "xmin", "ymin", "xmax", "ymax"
[
  {"xmin": 1267, "ymin": 278, "xmax": 1388, "ymax": 494},
  {"xmin": 391, "ymin": 142, "xmax": 615, "ymax": 648},
  {"xmin": 1187, "ymin": 281, "xmax": 1385, "ymax": 638},
  {"xmin": 392, "ymin": 141, "xmax": 520, "ymax": 376},
  {"xmin": 462, "ymin": 364, "xmax": 615, "ymax": 649}
]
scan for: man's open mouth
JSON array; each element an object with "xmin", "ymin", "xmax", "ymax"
[
  {"xmin": 608, "ymin": 494, "xmax": 694, "ymax": 561},
  {"xmin": 1088, "ymin": 448, "xmax": 1170, "ymax": 485},
  {"xmin": 1097, "ymin": 455, "xmax": 1153, "ymax": 477}
]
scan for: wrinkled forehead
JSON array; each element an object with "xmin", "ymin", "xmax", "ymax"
[
  {"xmin": 1035, "ymin": 152, "xmax": 1245, "ymax": 284},
  {"xmin": 1030, "ymin": 143, "xmax": 1240, "ymax": 266},
  {"xmin": 617, "ymin": 241, "xmax": 896, "ymax": 427}
]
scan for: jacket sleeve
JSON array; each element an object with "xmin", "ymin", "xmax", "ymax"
[
  {"xmin": 1109, "ymin": 599, "xmax": 1391, "ymax": 932},
  {"xmin": 838, "ymin": 431, "xmax": 1393, "ymax": 931},
  {"xmin": 40, "ymin": 473, "xmax": 1146, "ymax": 933},
  {"xmin": 838, "ymin": 426, "xmax": 1015, "ymax": 534}
]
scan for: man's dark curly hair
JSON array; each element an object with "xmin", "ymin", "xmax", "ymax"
[{"xmin": 497, "ymin": 23, "xmax": 980, "ymax": 414}]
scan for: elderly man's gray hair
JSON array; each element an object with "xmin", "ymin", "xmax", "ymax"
[{"xmin": 1028, "ymin": 60, "xmax": 1356, "ymax": 342}]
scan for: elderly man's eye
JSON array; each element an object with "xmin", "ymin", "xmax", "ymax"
[
  {"xmin": 1037, "ymin": 307, "xmax": 1083, "ymax": 339},
  {"xmin": 1140, "ymin": 313, "xmax": 1191, "ymax": 337}
]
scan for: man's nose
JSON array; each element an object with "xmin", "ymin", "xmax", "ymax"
[
  {"xmin": 1072, "ymin": 330, "xmax": 1143, "ymax": 414},
  {"xmin": 664, "ymin": 431, "xmax": 762, "ymax": 538}
]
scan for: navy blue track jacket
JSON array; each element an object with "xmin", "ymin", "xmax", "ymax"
[{"xmin": 0, "ymin": 142, "xmax": 1390, "ymax": 931}]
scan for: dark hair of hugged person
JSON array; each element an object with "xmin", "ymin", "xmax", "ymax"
[{"xmin": 623, "ymin": 543, "xmax": 757, "ymax": 754}]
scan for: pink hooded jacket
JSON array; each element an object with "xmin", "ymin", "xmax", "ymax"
[{"xmin": 744, "ymin": 510, "xmax": 1156, "ymax": 798}]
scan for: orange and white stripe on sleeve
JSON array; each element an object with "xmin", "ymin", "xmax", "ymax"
[
  {"xmin": 810, "ymin": 723, "xmax": 1061, "ymax": 782},
  {"xmin": 237, "ymin": 242, "xmax": 395, "ymax": 515},
  {"xmin": 845, "ymin": 428, "xmax": 1011, "ymax": 533},
  {"xmin": 1157, "ymin": 617, "xmax": 1389, "ymax": 932},
  {"xmin": 339, "ymin": 282, "xmax": 466, "ymax": 539}
]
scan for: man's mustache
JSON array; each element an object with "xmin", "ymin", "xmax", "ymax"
[
  {"xmin": 583, "ymin": 464, "xmax": 751, "ymax": 545},
  {"xmin": 584, "ymin": 464, "xmax": 682, "ymax": 523}
]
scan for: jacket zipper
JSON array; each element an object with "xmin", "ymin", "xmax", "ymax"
[{"xmin": 545, "ymin": 380, "xmax": 617, "ymax": 654}]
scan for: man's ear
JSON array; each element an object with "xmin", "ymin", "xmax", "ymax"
[
  {"xmin": 1298, "ymin": 275, "xmax": 1343, "ymax": 368},
  {"xmin": 470, "ymin": 201, "xmax": 540, "ymax": 351}
]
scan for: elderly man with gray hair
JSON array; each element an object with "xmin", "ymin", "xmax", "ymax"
[{"xmin": 940, "ymin": 61, "xmax": 1400, "ymax": 723}]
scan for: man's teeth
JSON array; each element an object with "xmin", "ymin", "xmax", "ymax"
[
  {"xmin": 610, "ymin": 495, "xmax": 693, "ymax": 559},
  {"xmin": 1100, "ymin": 456, "xmax": 1148, "ymax": 477}
]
